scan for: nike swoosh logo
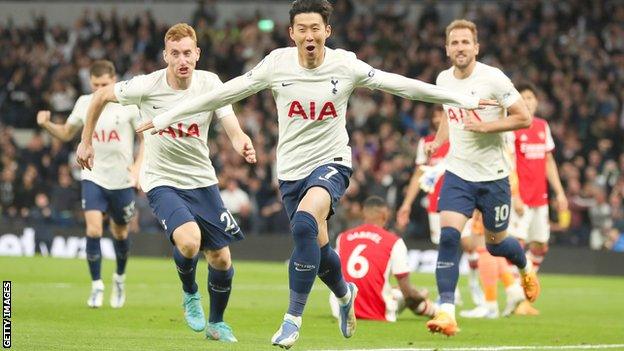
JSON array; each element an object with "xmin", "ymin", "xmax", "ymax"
[
  {"xmin": 495, "ymin": 222, "xmax": 506, "ymax": 228},
  {"xmin": 281, "ymin": 82, "xmax": 294, "ymax": 87},
  {"xmin": 152, "ymin": 106, "xmax": 162, "ymax": 109}
]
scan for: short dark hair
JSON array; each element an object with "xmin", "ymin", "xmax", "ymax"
[
  {"xmin": 363, "ymin": 196, "xmax": 387, "ymax": 209},
  {"xmin": 90, "ymin": 60, "xmax": 115, "ymax": 78},
  {"xmin": 516, "ymin": 81, "xmax": 538, "ymax": 95},
  {"xmin": 289, "ymin": 0, "xmax": 333, "ymax": 25}
]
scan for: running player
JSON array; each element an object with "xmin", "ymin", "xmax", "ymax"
[
  {"xmin": 76, "ymin": 24, "xmax": 256, "ymax": 342},
  {"xmin": 37, "ymin": 60, "xmax": 141, "ymax": 309},
  {"xmin": 508, "ymin": 82, "xmax": 568, "ymax": 315},
  {"xmin": 396, "ymin": 105, "xmax": 483, "ymax": 307},
  {"xmin": 331, "ymin": 196, "xmax": 436, "ymax": 322},
  {"xmin": 137, "ymin": 1, "xmax": 494, "ymax": 348},
  {"xmin": 425, "ymin": 19, "xmax": 540, "ymax": 336}
]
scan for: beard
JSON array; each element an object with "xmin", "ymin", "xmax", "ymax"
[{"xmin": 452, "ymin": 55, "xmax": 474, "ymax": 69}]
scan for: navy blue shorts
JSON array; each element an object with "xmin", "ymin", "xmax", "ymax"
[
  {"xmin": 146, "ymin": 185, "xmax": 244, "ymax": 250},
  {"xmin": 437, "ymin": 171, "xmax": 511, "ymax": 232},
  {"xmin": 279, "ymin": 163, "xmax": 352, "ymax": 221},
  {"xmin": 81, "ymin": 180, "xmax": 135, "ymax": 225}
]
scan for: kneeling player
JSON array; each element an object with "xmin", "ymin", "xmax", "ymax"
[{"xmin": 331, "ymin": 196, "xmax": 436, "ymax": 322}]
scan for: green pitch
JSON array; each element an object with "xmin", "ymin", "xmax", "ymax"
[{"xmin": 3, "ymin": 256, "xmax": 624, "ymax": 350}]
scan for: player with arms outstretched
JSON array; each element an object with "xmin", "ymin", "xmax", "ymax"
[
  {"xmin": 508, "ymin": 82, "xmax": 567, "ymax": 315},
  {"xmin": 76, "ymin": 24, "xmax": 256, "ymax": 343},
  {"xmin": 425, "ymin": 19, "xmax": 540, "ymax": 336},
  {"xmin": 331, "ymin": 196, "xmax": 436, "ymax": 322},
  {"xmin": 37, "ymin": 60, "xmax": 142, "ymax": 309},
  {"xmin": 137, "ymin": 1, "xmax": 494, "ymax": 348}
]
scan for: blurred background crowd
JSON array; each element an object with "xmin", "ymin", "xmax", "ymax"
[{"xmin": 1, "ymin": 0, "xmax": 623, "ymax": 251}]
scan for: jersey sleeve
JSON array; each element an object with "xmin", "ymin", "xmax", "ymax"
[
  {"xmin": 415, "ymin": 138, "xmax": 427, "ymax": 165},
  {"xmin": 66, "ymin": 96, "xmax": 89, "ymax": 127},
  {"xmin": 389, "ymin": 239, "xmax": 410, "ymax": 276},
  {"xmin": 349, "ymin": 53, "xmax": 479, "ymax": 109},
  {"xmin": 114, "ymin": 74, "xmax": 151, "ymax": 107},
  {"xmin": 490, "ymin": 68, "xmax": 521, "ymax": 109},
  {"xmin": 151, "ymin": 52, "xmax": 274, "ymax": 130},
  {"xmin": 211, "ymin": 74, "xmax": 235, "ymax": 119},
  {"xmin": 126, "ymin": 105, "xmax": 141, "ymax": 129},
  {"xmin": 545, "ymin": 123, "xmax": 555, "ymax": 152}
]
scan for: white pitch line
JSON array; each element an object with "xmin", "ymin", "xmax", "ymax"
[{"xmin": 314, "ymin": 344, "xmax": 624, "ymax": 351}]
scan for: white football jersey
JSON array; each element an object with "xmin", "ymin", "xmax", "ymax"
[
  {"xmin": 436, "ymin": 61, "xmax": 521, "ymax": 182},
  {"xmin": 113, "ymin": 69, "xmax": 234, "ymax": 192},
  {"xmin": 151, "ymin": 47, "xmax": 480, "ymax": 181},
  {"xmin": 67, "ymin": 94, "xmax": 139, "ymax": 189}
]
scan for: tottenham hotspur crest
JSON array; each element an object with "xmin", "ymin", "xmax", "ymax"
[{"xmin": 330, "ymin": 78, "xmax": 338, "ymax": 94}]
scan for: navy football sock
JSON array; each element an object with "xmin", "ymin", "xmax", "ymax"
[
  {"xmin": 318, "ymin": 244, "xmax": 348, "ymax": 298},
  {"xmin": 486, "ymin": 237, "xmax": 527, "ymax": 269},
  {"xmin": 173, "ymin": 247, "xmax": 199, "ymax": 294},
  {"xmin": 86, "ymin": 236, "xmax": 102, "ymax": 281},
  {"xmin": 208, "ymin": 265, "xmax": 234, "ymax": 323},
  {"xmin": 287, "ymin": 211, "xmax": 320, "ymax": 317},
  {"xmin": 112, "ymin": 238, "xmax": 130, "ymax": 275},
  {"xmin": 436, "ymin": 227, "xmax": 461, "ymax": 304}
]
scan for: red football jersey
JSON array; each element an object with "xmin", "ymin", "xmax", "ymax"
[
  {"xmin": 336, "ymin": 224, "xmax": 410, "ymax": 321},
  {"xmin": 512, "ymin": 117, "xmax": 555, "ymax": 206},
  {"xmin": 416, "ymin": 135, "xmax": 450, "ymax": 212}
]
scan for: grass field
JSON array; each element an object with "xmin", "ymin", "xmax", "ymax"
[{"xmin": 3, "ymin": 256, "xmax": 624, "ymax": 351}]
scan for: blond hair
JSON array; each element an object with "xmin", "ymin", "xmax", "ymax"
[
  {"xmin": 164, "ymin": 23, "xmax": 197, "ymax": 45},
  {"xmin": 445, "ymin": 19, "xmax": 478, "ymax": 44},
  {"xmin": 89, "ymin": 60, "xmax": 115, "ymax": 77}
]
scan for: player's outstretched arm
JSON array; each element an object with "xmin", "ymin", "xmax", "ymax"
[
  {"xmin": 220, "ymin": 114, "xmax": 257, "ymax": 164},
  {"xmin": 76, "ymin": 85, "xmax": 117, "ymax": 170},
  {"xmin": 137, "ymin": 75, "xmax": 267, "ymax": 134},
  {"xmin": 36, "ymin": 110, "xmax": 81, "ymax": 142},
  {"xmin": 464, "ymin": 99, "xmax": 532, "ymax": 133},
  {"xmin": 369, "ymin": 70, "xmax": 497, "ymax": 110}
]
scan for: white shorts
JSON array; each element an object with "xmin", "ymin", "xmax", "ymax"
[
  {"xmin": 429, "ymin": 212, "xmax": 472, "ymax": 245},
  {"xmin": 508, "ymin": 204, "xmax": 550, "ymax": 243}
]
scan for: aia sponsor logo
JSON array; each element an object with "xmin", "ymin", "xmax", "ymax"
[
  {"xmin": 288, "ymin": 101, "xmax": 337, "ymax": 120},
  {"xmin": 446, "ymin": 107, "xmax": 482, "ymax": 124},
  {"xmin": 92, "ymin": 130, "xmax": 120, "ymax": 142},
  {"xmin": 158, "ymin": 123, "xmax": 200, "ymax": 138}
]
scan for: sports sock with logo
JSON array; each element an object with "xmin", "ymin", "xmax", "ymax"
[
  {"xmin": 113, "ymin": 238, "xmax": 130, "ymax": 275},
  {"xmin": 318, "ymin": 244, "xmax": 349, "ymax": 302},
  {"xmin": 173, "ymin": 247, "xmax": 199, "ymax": 294},
  {"xmin": 436, "ymin": 227, "xmax": 461, "ymax": 304},
  {"xmin": 86, "ymin": 236, "xmax": 102, "ymax": 281},
  {"xmin": 287, "ymin": 211, "xmax": 320, "ymax": 317},
  {"xmin": 208, "ymin": 265, "xmax": 234, "ymax": 323}
]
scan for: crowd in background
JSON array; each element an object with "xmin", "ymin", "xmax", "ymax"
[{"xmin": 1, "ymin": 0, "xmax": 624, "ymax": 251}]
